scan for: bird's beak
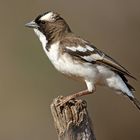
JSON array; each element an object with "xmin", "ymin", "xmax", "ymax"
[{"xmin": 25, "ymin": 21, "xmax": 39, "ymax": 28}]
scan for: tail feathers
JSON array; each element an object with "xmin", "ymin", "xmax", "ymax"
[
  {"xmin": 126, "ymin": 83, "xmax": 135, "ymax": 92},
  {"xmin": 118, "ymin": 72, "xmax": 135, "ymax": 92},
  {"xmin": 117, "ymin": 73, "xmax": 139, "ymax": 110},
  {"xmin": 128, "ymin": 96, "xmax": 140, "ymax": 110}
]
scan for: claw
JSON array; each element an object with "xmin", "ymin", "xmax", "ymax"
[
  {"xmin": 55, "ymin": 89, "xmax": 92, "ymax": 107},
  {"xmin": 56, "ymin": 96, "xmax": 75, "ymax": 107}
]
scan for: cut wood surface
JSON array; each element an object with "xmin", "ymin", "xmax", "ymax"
[{"xmin": 51, "ymin": 96, "xmax": 96, "ymax": 140}]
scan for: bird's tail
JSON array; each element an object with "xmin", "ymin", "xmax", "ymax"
[
  {"xmin": 123, "ymin": 84, "xmax": 140, "ymax": 110},
  {"xmin": 118, "ymin": 73, "xmax": 140, "ymax": 110},
  {"xmin": 127, "ymin": 96, "xmax": 140, "ymax": 110}
]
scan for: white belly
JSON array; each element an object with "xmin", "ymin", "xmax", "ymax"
[
  {"xmin": 33, "ymin": 29, "xmax": 133, "ymax": 96},
  {"xmin": 44, "ymin": 42, "xmax": 98, "ymax": 81},
  {"xmin": 33, "ymin": 29, "xmax": 98, "ymax": 81}
]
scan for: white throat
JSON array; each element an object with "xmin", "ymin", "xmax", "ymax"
[{"xmin": 34, "ymin": 29, "xmax": 48, "ymax": 48}]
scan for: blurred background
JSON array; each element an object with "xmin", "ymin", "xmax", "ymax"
[{"xmin": 0, "ymin": 0, "xmax": 140, "ymax": 140}]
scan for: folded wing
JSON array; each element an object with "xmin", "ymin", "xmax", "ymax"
[{"xmin": 62, "ymin": 41, "xmax": 136, "ymax": 80}]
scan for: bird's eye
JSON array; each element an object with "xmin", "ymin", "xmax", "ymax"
[{"xmin": 41, "ymin": 20, "xmax": 45, "ymax": 24}]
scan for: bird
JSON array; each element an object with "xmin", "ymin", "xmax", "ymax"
[{"xmin": 25, "ymin": 11, "xmax": 140, "ymax": 110}]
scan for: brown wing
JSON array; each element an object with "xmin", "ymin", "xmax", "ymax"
[
  {"xmin": 96, "ymin": 53, "xmax": 136, "ymax": 80},
  {"xmin": 62, "ymin": 40, "xmax": 136, "ymax": 80}
]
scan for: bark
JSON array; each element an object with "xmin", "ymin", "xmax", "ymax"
[{"xmin": 50, "ymin": 96, "xmax": 96, "ymax": 140}]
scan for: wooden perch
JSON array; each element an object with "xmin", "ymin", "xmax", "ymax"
[{"xmin": 50, "ymin": 96, "xmax": 96, "ymax": 140}]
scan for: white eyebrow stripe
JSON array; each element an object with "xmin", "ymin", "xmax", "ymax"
[{"xmin": 40, "ymin": 12, "xmax": 54, "ymax": 21}]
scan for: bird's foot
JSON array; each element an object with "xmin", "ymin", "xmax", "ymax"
[
  {"xmin": 56, "ymin": 95, "xmax": 75, "ymax": 107},
  {"xmin": 56, "ymin": 90, "xmax": 92, "ymax": 107}
]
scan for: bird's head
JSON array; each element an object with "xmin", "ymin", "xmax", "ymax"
[{"xmin": 25, "ymin": 11, "xmax": 71, "ymax": 44}]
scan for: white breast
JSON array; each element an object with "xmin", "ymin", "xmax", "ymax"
[
  {"xmin": 44, "ymin": 42, "xmax": 98, "ymax": 81},
  {"xmin": 33, "ymin": 28, "xmax": 60, "ymax": 68},
  {"xmin": 33, "ymin": 29, "xmax": 99, "ymax": 84},
  {"xmin": 45, "ymin": 42, "xmax": 60, "ymax": 66},
  {"xmin": 32, "ymin": 28, "xmax": 133, "ymax": 96},
  {"xmin": 34, "ymin": 29, "xmax": 48, "ymax": 48}
]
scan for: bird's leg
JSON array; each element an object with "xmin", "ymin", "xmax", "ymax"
[{"xmin": 57, "ymin": 89, "xmax": 94, "ymax": 106}]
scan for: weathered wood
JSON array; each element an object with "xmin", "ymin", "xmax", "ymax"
[{"xmin": 50, "ymin": 96, "xmax": 96, "ymax": 140}]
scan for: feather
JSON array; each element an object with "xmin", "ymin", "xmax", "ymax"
[{"xmin": 62, "ymin": 39, "xmax": 136, "ymax": 80}]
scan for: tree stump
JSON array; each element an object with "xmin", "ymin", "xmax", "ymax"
[{"xmin": 50, "ymin": 96, "xmax": 96, "ymax": 140}]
